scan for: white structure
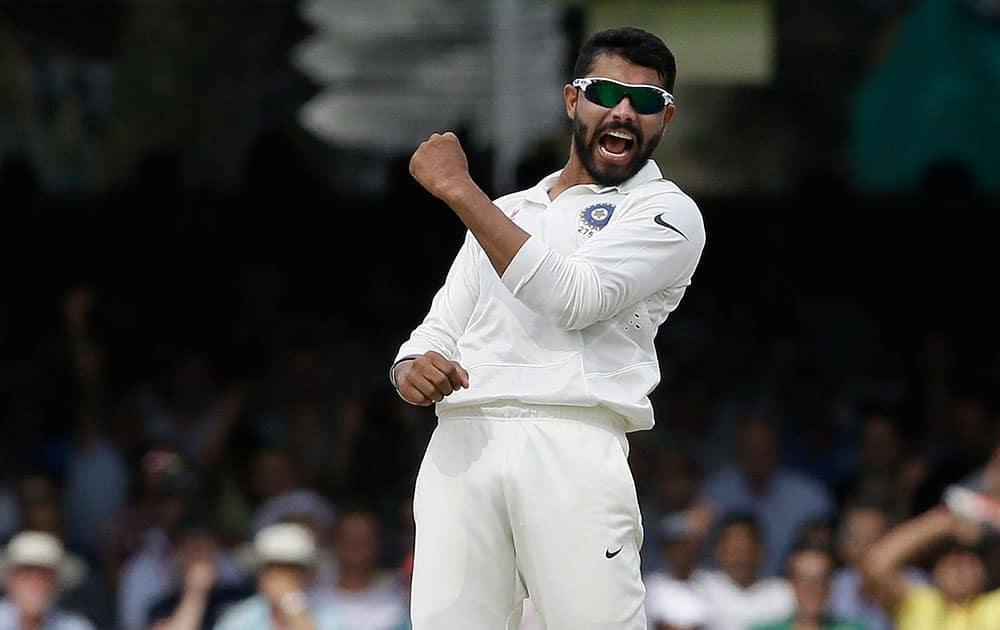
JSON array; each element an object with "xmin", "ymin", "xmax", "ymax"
[{"xmin": 293, "ymin": 0, "xmax": 567, "ymax": 193}]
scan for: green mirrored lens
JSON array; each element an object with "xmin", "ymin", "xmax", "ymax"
[
  {"xmin": 585, "ymin": 81, "xmax": 664, "ymax": 115},
  {"xmin": 587, "ymin": 82, "xmax": 626, "ymax": 108},
  {"xmin": 628, "ymin": 89, "xmax": 662, "ymax": 114}
]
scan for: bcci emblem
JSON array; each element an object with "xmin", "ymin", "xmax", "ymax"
[{"xmin": 578, "ymin": 203, "xmax": 616, "ymax": 238}]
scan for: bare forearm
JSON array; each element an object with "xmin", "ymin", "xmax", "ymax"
[
  {"xmin": 287, "ymin": 614, "xmax": 317, "ymax": 630},
  {"xmin": 445, "ymin": 182, "xmax": 530, "ymax": 276},
  {"xmin": 869, "ymin": 508, "xmax": 953, "ymax": 573},
  {"xmin": 864, "ymin": 506, "xmax": 955, "ymax": 608}
]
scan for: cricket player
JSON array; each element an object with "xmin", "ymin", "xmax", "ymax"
[{"xmin": 391, "ymin": 27, "xmax": 706, "ymax": 630}]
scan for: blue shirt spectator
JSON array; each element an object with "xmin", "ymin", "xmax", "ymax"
[{"xmin": 701, "ymin": 419, "xmax": 833, "ymax": 576}]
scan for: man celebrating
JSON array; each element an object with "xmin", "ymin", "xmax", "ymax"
[{"xmin": 392, "ymin": 27, "xmax": 706, "ymax": 629}]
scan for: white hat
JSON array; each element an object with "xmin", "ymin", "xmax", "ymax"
[
  {"xmin": 246, "ymin": 523, "xmax": 317, "ymax": 569},
  {"xmin": 0, "ymin": 531, "xmax": 86, "ymax": 589},
  {"xmin": 249, "ymin": 490, "xmax": 335, "ymax": 535}
]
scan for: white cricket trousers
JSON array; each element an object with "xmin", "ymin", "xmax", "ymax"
[{"xmin": 410, "ymin": 404, "xmax": 646, "ymax": 630}]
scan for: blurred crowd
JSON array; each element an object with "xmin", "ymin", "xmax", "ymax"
[{"xmin": 0, "ymin": 268, "xmax": 996, "ymax": 630}]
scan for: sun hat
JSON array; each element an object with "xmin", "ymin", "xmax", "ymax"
[
  {"xmin": 0, "ymin": 531, "xmax": 86, "ymax": 589},
  {"xmin": 235, "ymin": 522, "xmax": 318, "ymax": 572}
]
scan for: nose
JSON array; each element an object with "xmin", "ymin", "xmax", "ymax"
[{"xmin": 608, "ymin": 95, "xmax": 637, "ymax": 121}]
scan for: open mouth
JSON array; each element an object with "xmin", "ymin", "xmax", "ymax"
[{"xmin": 597, "ymin": 129, "xmax": 635, "ymax": 161}]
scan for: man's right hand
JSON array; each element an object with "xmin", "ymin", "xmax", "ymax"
[{"xmin": 394, "ymin": 351, "xmax": 470, "ymax": 406}]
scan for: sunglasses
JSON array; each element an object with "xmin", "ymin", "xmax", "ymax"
[{"xmin": 572, "ymin": 77, "xmax": 674, "ymax": 115}]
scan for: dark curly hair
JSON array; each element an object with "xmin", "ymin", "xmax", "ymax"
[{"xmin": 573, "ymin": 26, "xmax": 677, "ymax": 93}]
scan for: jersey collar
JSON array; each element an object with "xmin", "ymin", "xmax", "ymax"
[{"xmin": 526, "ymin": 160, "xmax": 664, "ymax": 206}]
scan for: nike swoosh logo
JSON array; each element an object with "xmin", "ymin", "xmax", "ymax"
[
  {"xmin": 653, "ymin": 213, "xmax": 687, "ymax": 240},
  {"xmin": 605, "ymin": 547, "xmax": 623, "ymax": 559}
]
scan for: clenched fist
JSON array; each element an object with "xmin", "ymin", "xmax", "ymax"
[
  {"xmin": 394, "ymin": 351, "xmax": 470, "ymax": 406},
  {"xmin": 408, "ymin": 132, "xmax": 476, "ymax": 202}
]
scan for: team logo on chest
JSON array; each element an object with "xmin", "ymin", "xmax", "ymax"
[{"xmin": 578, "ymin": 202, "xmax": 616, "ymax": 238}]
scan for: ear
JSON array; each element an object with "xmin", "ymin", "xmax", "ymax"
[
  {"xmin": 564, "ymin": 83, "xmax": 578, "ymax": 121},
  {"xmin": 660, "ymin": 104, "xmax": 677, "ymax": 136}
]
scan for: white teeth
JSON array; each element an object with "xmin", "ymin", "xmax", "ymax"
[
  {"xmin": 599, "ymin": 145, "xmax": 629, "ymax": 159},
  {"xmin": 606, "ymin": 130, "xmax": 634, "ymax": 141}
]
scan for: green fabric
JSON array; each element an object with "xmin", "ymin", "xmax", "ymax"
[
  {"xmin": 752, "ymin": 616, "xmax": 869, "ymax": 630},
  {"xmin": 851, "ymin": 0, "xmax": 1000, "ymax": 191}
]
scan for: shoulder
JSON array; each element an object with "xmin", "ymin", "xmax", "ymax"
[
  {"xmin": 492, "ymin": 189, "xmax": 531, "ymax": 215},
  {"xmin": 119, "ymin": 548, "xmax": 159, "ymax": 584},
  {"xmin": 626, "ymin": 178, "xmax": 701, "ymax": 217},
  {"xmin": 310, "ymin": 601, "xmax": 347, "ymax": 630},
  {"xmin": 50, "ymin": 609, "xmax": 97, "ymax": 630},
  {"xmin": 690, "ymin": 568, "xmax": 727, "ymax": 592},
  {"xmin": 215, "ymin": 595, "xmax": 266, "ymax": 628},
  {"xmin": 897, "ymin": 585, "xmax": 946, "ymax": 617},
  {"xmin": 702, "ymin": 466, "xmax": 742, "ymax": 494},
  {"xmin": 973, "ymin": 587, "xmax": 1000, "ymax": 610},
  {"xmin": 776, "ymin": 470, "xmax": 833, "ymax": 502},
  {"xmin": 754, "ymin": 577, "xmax": 794, "ymax": 600}
]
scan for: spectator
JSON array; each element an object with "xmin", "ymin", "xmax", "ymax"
[
  {"xmin": 14, "ymin": 467, "xmax": 116, "ymax": 627},
  {"xmin": 320, "ymin": 509, "xmax": 408, "ymax": 630},
  {"xmin": 133, "ymin": 351, "xmax": 245, "ymax": 471},
  {"xmin": 61, "ymin": 286, "xmax": 130, "ymax": 558},
  {"xmin": 863, "ymin": 504, "xmax": 1000, "ymax": 630},
  {"xmin": 780, "ymin": 372, "xmax": 855, "ymax": 489},
  {"xmin": 117, "ymin": 511, "xmax": 244, "ymax": 630},
  {"xmin": 702, "ymin": 418, "xmax": 834, "ymax": 576},
  {"xmin": 253, "ymin": 344, "xmax": 348, "ymax": 494},
  {"xmin": 645, "ymin": 506, "xmax": 713, "ymax": 629},
  {"xmin": 0, "ymin": 471, "xmax": 20, "ymax": 544},
  {"xmin": 913, "ymin": 397, "xmax": 995, "ymax": 514},
  {"xmin": 145, "ymin": 532, "xmax": 253, "ymax": 629},
  {"xmin": 836, "ymin": 412, "xmax": 925, "ymax": 523},
  {"xmin": 0, "ymin": 531, "xmax": 93, "ymax": 629},
  {"xmin": 641, "ymin": 449, "xmax": 704, "ymax": 574},
  {"xmin": 691, "ymin": 514, "xmax": 794, "ymax": 630},
  {"xmin": 100, "ymin": 449, "xmax": 199, "ymax": 590},
  {"xmin": 752, "ymin": 543, "xmax": 867, "ymax": 630},
  {"xmin": 214, "ymin": 523, "xmax": 343, "ymax": 630},
  {"xmin": 830, "ymin": 502, "xmax": 923, "ymax": 630},
  {"xmin": 248, "ymin": 447, "xmax": 335, "ymax": 538},
  {"xmin": 16, "ymin": 474, "xmax": 63, "ymax": 540}
]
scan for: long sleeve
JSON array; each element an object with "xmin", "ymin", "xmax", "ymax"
[
  {"xmin": 394, "ymin": 231, "xmax": 481, "ymax": 363},
  {"xmin": 500, "ymin": 191, "xmax": 704, "ymax": 330}
]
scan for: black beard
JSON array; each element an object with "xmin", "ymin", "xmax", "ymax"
[{"xmin": 572, "ymin": 118, "xmax": 661, "ymax": 186}]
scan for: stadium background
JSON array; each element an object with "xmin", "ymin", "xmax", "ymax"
[{"xmin": 1, "ymin": 0, "xmax": 999, "ymax": 628}]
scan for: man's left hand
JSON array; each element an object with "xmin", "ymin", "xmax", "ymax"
[{"xmin": 409, "ymin": 132, "xmax": 476, "ymax": 203}]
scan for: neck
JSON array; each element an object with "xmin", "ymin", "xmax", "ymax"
[
  {"xmin": 548, "ymin": 149, "xmax": 595, "ymax": 200},
  {"xmin": 337, "ymin": 566, "xmax": 375, "ymax": 591}
]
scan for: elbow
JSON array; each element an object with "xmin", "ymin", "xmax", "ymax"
[
  {"xmin": 861, "ymin": 551, "xmax": 894, "ymax": 589},
  {"xmin": 532, "ymin": 299, "xmax": 600, "ymax": 331},
  {"xmin": 509, "ymin": 256, "xmax": 607, "ymax": 330}
]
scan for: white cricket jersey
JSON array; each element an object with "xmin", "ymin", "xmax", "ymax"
[{"xmin": 393, "ymin": 160, "xmax": 705, "ymax": 431}]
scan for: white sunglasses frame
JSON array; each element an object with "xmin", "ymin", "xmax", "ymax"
[{"xmin": 571, "ymin": 77, "xmax": 675, "ymax": 111}]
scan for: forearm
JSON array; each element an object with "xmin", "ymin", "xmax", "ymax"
[
  {"xmin": 286, "ymin": 613, "xmax": 317, "ymax": 630},
  {"xmin": 864, "ymin": 507, "xmax": 954, "ymax": 606},
  {"xmin": 445, "ymin": 182, "xmax": 529, "ymax": 276}
]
